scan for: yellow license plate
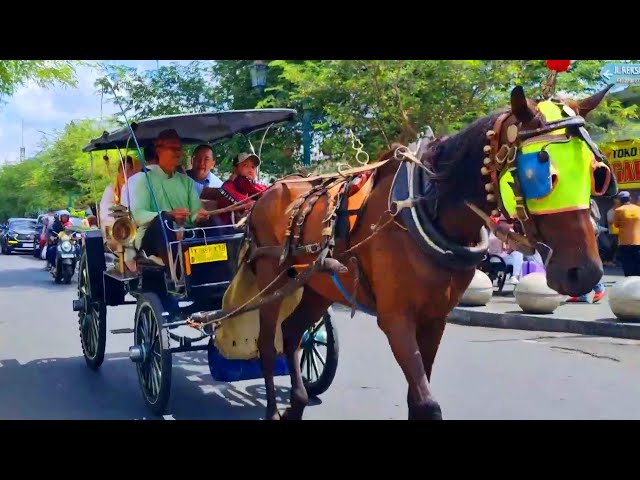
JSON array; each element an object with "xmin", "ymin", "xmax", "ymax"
[{"xmin": 188, "ymin": 243, "xmax": 228, "ymax": 265}]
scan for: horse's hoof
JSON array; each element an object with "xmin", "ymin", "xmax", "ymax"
[
  {"xmin": 281, "ymin": 407, "xmax": 303, "ymax": 421},
  {"xmin": 410, "ymin": 401, "xmax": 443, "ymax": 420},
  {"xmin": 265, "ymin": 409, "xmax": 282, "ymax": 420}
]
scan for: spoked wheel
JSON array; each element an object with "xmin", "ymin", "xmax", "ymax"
[
  {"xmin": 132, "ymin": 292, "xmax": 172, "ymax": 416},
  {"xmin": 301, "ymin": 310, "xmax": 339, "ymax": 398},
  {"xmin": 77, "ymin": 251, "xmax": 106, "ymax": 370}
]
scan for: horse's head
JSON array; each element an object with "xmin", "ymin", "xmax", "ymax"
[{"xmin": 486, "ymin": 84, "xmax": 616, "ymax": 296}]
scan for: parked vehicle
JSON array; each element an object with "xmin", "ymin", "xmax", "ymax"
[{"xmin": 1, "ymin": 218, "xmax": 38, "ymax": 254}]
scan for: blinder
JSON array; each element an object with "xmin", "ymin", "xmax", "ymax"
[{"xmin": 513, "ymin": 109, "xmax": 617, "ymax": 202}]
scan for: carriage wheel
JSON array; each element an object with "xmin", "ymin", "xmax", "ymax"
[
  {"xmin": 78, "ymin": 251, "xmax": 106, "ymax": 370},
  {"xmin": 301, "ymin": 310, "xmax": 339, "ymax": 398},
  {"xmin": 133, "ymin": 292, "xmax": 172, "ymax": 416}
]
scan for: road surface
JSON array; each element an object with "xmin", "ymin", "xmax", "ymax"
[{"xmin": 1, "ymin": 252, "xmax": 640, "ymax": 420}]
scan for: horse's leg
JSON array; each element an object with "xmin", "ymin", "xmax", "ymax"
[
  {"xmin": 255, "ymin": 256, "xmax": 288, "ymax": 420},
  {"xmin": 404, "ymin": 318, "xmax": 447, "ymax": 420},
  {"xmin": 378, "ymin": 314, "xmax": 442, "ymax": 420},
  {"xmin": 280, "ymin": 287, "xmax": 332, "ymax": 420},
  {"xmin": 417, "ymin": 318, "xmax": 447, "ymax": 382}
]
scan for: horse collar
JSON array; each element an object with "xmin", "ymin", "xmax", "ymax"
[{"xmin": 389, "ymin": 159, "xmax": 490, "ymax": 271}]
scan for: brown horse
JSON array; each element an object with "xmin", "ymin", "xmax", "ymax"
[{"xmin": 245, "ymin": 84, "xmax": 614, "ymax": 420}]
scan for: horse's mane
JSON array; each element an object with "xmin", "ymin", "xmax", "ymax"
[
  {"xmin": 370, "ymin": 109, "xmax": 512, "ymax": 216},
  {"xmin": 418, "ymin": 110, "xmax": 509, "ymax": 208}
]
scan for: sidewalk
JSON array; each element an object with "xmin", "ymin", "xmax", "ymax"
[{"xmin": 447, "ymin": 268, "xmax": 640, "ymax": 340}]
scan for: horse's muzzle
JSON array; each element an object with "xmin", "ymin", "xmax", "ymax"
[{"xmin": 546, "ymin": 259, "xmax": 603, "ymax": 297}]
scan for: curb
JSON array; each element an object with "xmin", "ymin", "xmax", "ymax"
[{"xmin": 447, "ymin": 307, "xmax": 640, "ymax": 340}]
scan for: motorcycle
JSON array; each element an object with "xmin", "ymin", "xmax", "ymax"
[{"xmin": 49, "ymin": 229, "xmax": 81, "ymax": 284}]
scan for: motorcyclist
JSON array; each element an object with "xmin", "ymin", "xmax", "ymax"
[{"xmin": 46, "ymin": 210, "xmax": 71, "ymax": 270}]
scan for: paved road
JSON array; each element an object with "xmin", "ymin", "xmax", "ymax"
[{"xmin": 2, "ymin": 252, "xmax": 640, "ymax": 420}]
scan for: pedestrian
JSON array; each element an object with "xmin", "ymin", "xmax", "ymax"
[
  {"xmin": 605, "ymin": 197, "xmax": 621, "ymax": 266},
  {"xmin": 613, "ymin": 191, "xmax": 640, "ymax": 277}
]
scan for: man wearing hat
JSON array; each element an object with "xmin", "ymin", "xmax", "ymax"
[
  {"xmin": 130, "ymin": 129, "xmax": 210, "ymax": 265},
  {"xmin": 216, "ymin": 152, "xmax": 268, "ymax": 224},
  {"xmin": 612, "ymin": 190, "xmax": 640, "ymax": 277}
]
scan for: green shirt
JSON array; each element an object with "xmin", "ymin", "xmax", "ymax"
[{"xmin": 131, "ymin": 167, "xmax": 203, "ymax": 249}]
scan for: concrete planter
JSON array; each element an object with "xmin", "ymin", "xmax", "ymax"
[
  {"xmin": 608, "ymin": 276, "xmax": 640, "ymax": 322},
  {"xmin": 514, "ymin": 272, "xmax": 564, "ymax": 314},
  {"xmin": 459, "ymin": 270, "xmax": 493, "ymax": 306}
]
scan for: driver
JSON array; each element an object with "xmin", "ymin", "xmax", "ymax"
[
  {"xmin": 130, "ymin": 129, "xmax": 210, "ymax": 266},
  {"xmin": 46, "ymin": 210, "xmax": 70, "ymax": 270}
]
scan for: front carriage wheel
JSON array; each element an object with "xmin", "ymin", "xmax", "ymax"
[
  {"xmin": 301, "ymin": 310, "xmax": 339, "ymax": 398},
  {"xmin": 133, "ymin": 292, "xmax": 172, "ymax": 416},
  {"xmin": 78, "ymin": 251, "xmax": 106, "ymax": 370}
]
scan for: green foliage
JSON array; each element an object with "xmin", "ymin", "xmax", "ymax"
[
  {"xmin": 0, "ymin": 119, "xmax": 122, "ymax": 221},
  {"xmin": 95, "ymin": 61, "xmax": 217, "ymax": 123},
  {"xmin": 0, "ymin": 60, "xmax": 81, "ymax": 104}
]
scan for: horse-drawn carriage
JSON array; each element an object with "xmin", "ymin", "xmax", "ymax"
[
  {"xmin": 73, "ymin": 109, "xmax": 339, "ymax": 416},
  {"xmin": 73, "ymin": 78, "xmax": 619, "ymax": 421}
]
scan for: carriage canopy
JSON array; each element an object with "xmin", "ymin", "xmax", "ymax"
[{"xmin": 82, "ymin": 109, "xmax": 298, "ymax": 152}]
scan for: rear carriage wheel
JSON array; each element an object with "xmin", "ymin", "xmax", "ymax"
[
  {"xmin": 133, "ymin": 292, "xmax": 172, "ymax": 416},
  {"xmin": 77, "ymin": 251, "xmax": 106, "ymax": 370},
  {"xmin": 301, "ymin": 310, "xmax": 339, "ymax": 398}
]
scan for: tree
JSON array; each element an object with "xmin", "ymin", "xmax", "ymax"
[
  {"xmin": 266, "ymin": 60, "xmax": 640, "ymax": 164},
  {"xmin": 95, "ymin": 61, "xmax": 217, "ymax": 123},
  {"xmin": 0, "ymin": 60, "xmax": 81, "ymax": 105},
  {"xmin": 0, "ymin": 118, "xmax": 120, "ymax": 220}
]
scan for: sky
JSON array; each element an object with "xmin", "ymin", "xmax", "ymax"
[{"xmin": 0, "ymin": 60, "xmax": 201, "ymax": 165}]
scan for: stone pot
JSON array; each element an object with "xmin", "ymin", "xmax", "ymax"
[
  {"xmin": 514, "ymin": 272, "xmax": 563, "ymax": 314},
  {"xmin": 459, "ymin": 269, "xmax": 493, "ymax": 306},
  {"xmin": 608, "ymin": 276, "xmax": 640, "ymax": 322}
]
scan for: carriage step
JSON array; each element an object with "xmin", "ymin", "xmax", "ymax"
[{"xmin": 110, "ymin": 328, "xmax": 134, "ymax": 334}]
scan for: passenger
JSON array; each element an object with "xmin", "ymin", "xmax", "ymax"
[
  {"xmin": 121, "ymin": 146, "xmax": 158, "ymax": 212},
  {"xmin": 99, "ymin": 156, "xmax": 137, "ymax": 236},
  {"xmin": 186, "ymin": 144, "xmax": 223, "ymax": 196},
  {"xmin": 216, "ymin": 152, "xmax": 268, "ymax": 224},
  {"xmin": 130, "ymin": 129, "xmax": 210, "ymax": 266},
  {"xmin": 86, "ymin": 215, "xmax": 99, "ymax": 229}
]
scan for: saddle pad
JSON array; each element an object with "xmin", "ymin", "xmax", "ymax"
[
  {"xmin": 347, "ymin": 172, "xmax": 374, "ymax": 230},
  {"xmin": 215, "ymin": 242, "xmax": 303, "ymax": 360},
  {"xmin": 323, "ymin": 172, "xmax": 375, "ymax": 234}
]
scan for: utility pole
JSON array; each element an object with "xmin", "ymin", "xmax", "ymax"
[{"xmin": 19, "ymin": 120, "xmax": 25, "ymax": 162}]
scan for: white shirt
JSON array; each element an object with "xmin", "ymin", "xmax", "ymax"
[
  {"xmin": 121, "ymin": 164, "xmax": 160, "ymax": 210},
  {"xmin": 99, "ymin": 185, "xmax": 115, "ymax": 232},
  {"xmin": 187, "ymin": 169, "xmax": 223, "ymax": 195}
]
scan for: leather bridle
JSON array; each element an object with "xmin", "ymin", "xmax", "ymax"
[{"xmin": 479, "ymin": 101, "xmax": 614, "ymax": 261}]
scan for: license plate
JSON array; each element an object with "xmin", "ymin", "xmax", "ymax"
[
  {"xmin": 22, "ymin": 243, "xmax": 33, "ymax": 248},
  {"xmin": 61, "ymin": 253, "xmax": 76, "ymax": 258},
  {"xmin": 188, "ymin": 243, "xmax": 228, "ymax": 265}
]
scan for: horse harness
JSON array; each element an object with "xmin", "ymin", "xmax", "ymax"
[{"xmin": 191, "ymin": 106, "xmax": 615, "ymax": 327}]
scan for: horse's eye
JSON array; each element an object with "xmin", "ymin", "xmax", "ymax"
[{"xmin": 538, "ymin": 150, "xmax": 550, "ymax": 163}]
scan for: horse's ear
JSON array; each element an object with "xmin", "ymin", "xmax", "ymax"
[
  {"xmin": 510, "ymin": 85, "xmax": 534, "ymax": 123},
  {"xmin": 576, "ymin": 84, "xmax": 614, "ymax": 118}
]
